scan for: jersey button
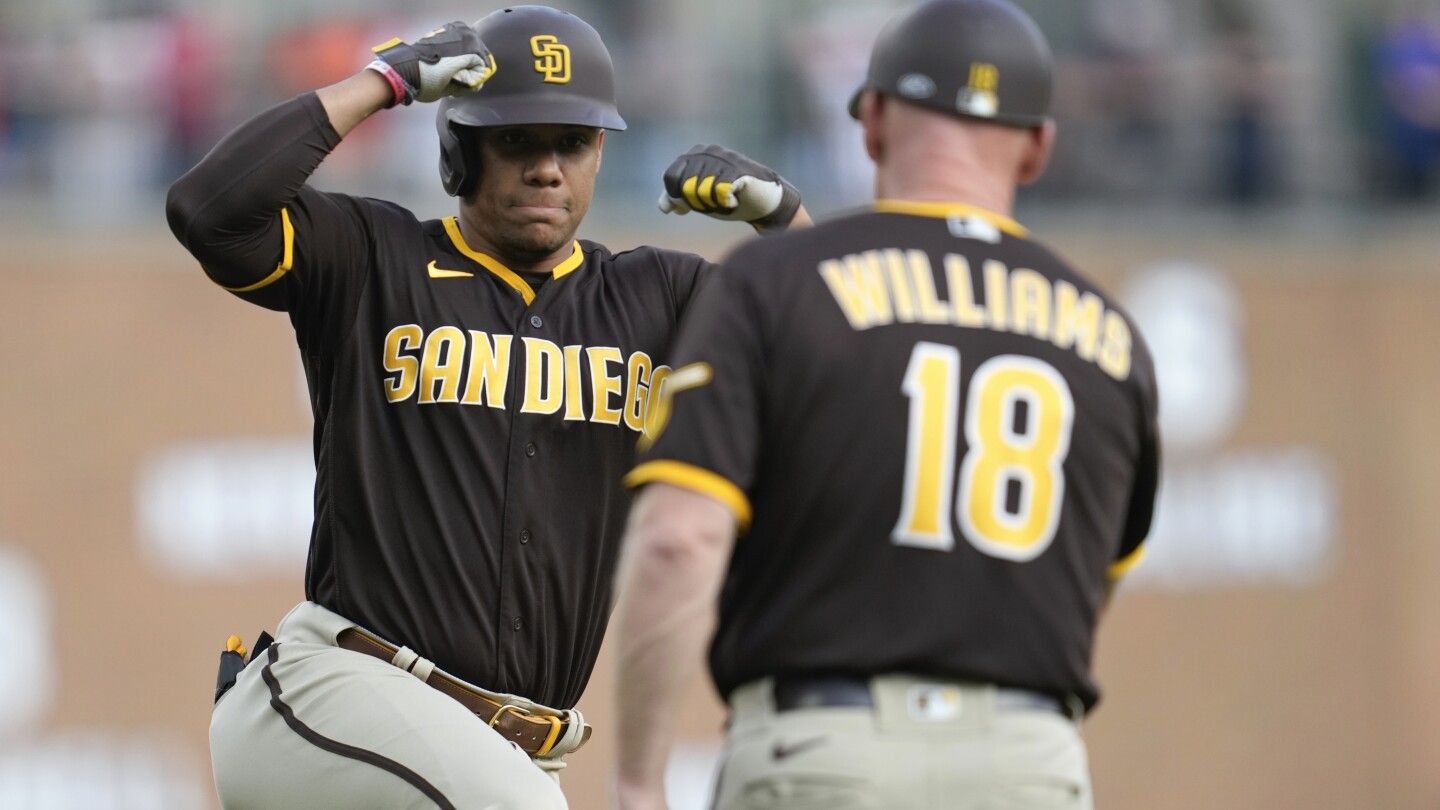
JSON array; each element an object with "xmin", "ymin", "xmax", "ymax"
[
  {"xmin": 525, "ymin": 442, "xmax": 537, "ymax": 457},
  {"xmin": 519, "ymin": 529, "xmax": 531, "ymax": 544},
  {"xmin": 530, "ymin": 315, "xmax": 544, "ymax": 329},
  {"xmin": 511, "ymin": 617, "xmax": 522, "ymax": 631}
]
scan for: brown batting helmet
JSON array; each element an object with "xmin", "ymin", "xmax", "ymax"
[{"xmin": 437, "ymin": 6, "xmax": 627, "ymax": 197}]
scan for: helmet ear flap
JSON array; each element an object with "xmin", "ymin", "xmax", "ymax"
[
  {"xmin": 438, "ymin": 123, "xmax": 464, "ymax": 197},
  {"xmin": 437, "ymin": 111, "xmax": 482, "ymax": 198}
]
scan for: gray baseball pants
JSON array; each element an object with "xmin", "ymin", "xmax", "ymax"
[
  {"xmin": 210, "ymin": 601, "xmax": 569, "ymax": 810},
  {"xmin": 711, "ymin": 675, "xmax": 1093, "ymax": 810}
]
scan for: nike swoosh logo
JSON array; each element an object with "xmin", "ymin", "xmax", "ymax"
[
  {"xmin": 771, "ymin": 736, "xmax": 828, "ymax": 761},
  {"xmin": 428, "ymin": 260, "xmax": 473, "ymax": 279}
]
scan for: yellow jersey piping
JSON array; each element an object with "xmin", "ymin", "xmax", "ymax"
[
  {"xmin": 443, "ymin": 217, "xmax": 536, "ymax": 304},
  {"xmin": 1107, "ymin": 545, "xmax": 1146, "ymax": 581},
  {"xmin": 624, "ymin": 460, "xmax": 753, "ymax": 529},
  {"xmin": 221, "ymin": 208, "xmax": 295, "ymax": 293},
  {"xmin": 551, "ymin": 240, "xmax": 585, "ymax": 279},
  {"xmin": 874, "ymin": 198, "xmax": 1029, "ymax": 239},
  {"xmin": 443, "ymin": 217, "xmax": 583, "ymax": 304}
]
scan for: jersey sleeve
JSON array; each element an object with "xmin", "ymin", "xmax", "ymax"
[
  {"xmin": 166, "ymin": 92, "xmax": 374, "ymax": 353},
  {"xmin": 650, "ymin": 248, "xmax": 717, "ymax": 318},
  {"xmin": 1110, "ymin": 336, "xmax": 1161, "ymax": 580},
  {"xmin": 267, "ymin": 187, "xmax": 375, "ymax": 353},
  {"xmin": 625, "ymin": 251, "xmax": 766, "ymax": 528}
]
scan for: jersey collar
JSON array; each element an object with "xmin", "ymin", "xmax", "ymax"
[
  {"xmin": 442, "ymin": 216, "xmax": 584, "ymax": 306},
  {"xmin": 873, "ymin": 199, "xmax": 1030, "ymax": 239}
]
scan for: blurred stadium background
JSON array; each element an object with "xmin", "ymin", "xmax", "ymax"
[{"xmin": 1, "ymin": 0, "xmax": 1438, "ymax": 807}]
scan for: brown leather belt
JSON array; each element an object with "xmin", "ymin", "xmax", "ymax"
[{"xmin": 336, "ymin": 627, "xmax": 589, "ymax": 757}]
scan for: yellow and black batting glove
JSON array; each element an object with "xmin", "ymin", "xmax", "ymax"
[
  {"xmin": 659, "ymin": 144, "xmax": 802, "ymax": 229},
  {"xmin": 367, "ymin": 21, "xmax": 497, "ymax": 108}
]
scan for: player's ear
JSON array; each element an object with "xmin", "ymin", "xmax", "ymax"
[
  {"xmin": 1017, "ymin": 120, "xmax": 1056, "ymax": 186},
  {"xmin": 860, "ymin": 90, "xmax": 885, "ymax": 164},
  {"xmin": 595, "ymin": 129, "xmax": 605, "ymax": 171}
]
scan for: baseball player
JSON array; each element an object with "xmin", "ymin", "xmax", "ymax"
[
  {"xmin": 613, "ymin": 1, "xmax": 1160, "ymax": 808},
  {"xmin": 165, "ymin": 7, "xmax": 807, "ymax": 808}
]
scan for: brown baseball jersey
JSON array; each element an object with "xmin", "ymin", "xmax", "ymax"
[
  {"xmin": 627, "ymin": 200, "xmax": 1159, "ymax": 710},
  {"xmin": 168, "ymin": 93, "xmax": 711, "ymax": 709}
]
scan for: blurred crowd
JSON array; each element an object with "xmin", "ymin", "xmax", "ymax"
[
  {"xmin": 0, "ymin": 0, "xmax": 1438, "ymax": 225},
  {"xmin": 1375, "ymin": 3, "xmax": 1440, "ymax": 196}
]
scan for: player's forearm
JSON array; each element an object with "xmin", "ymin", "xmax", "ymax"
[
  {"xmin": 613, "ymin": 488, "xmax": 735, "ymax": 794},
  {"xmin": 316, "ymin": 69, "xmax": 393, "ymax": 137},
  {"xmin": 613, "ymin": 549, "xmax": 716, "ymax": 788},
  {"xmin": 165, "ymin": 92, "xmax": 342, "ymax": 283}
]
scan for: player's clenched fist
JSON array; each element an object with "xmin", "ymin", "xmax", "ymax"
[
  {"xmin": 367, "ymin": 22, "xmax": 496, "ymax": 107},
  {"xmin": 659, "ymin": 144, "xmax": 801, "ymax": 229}
]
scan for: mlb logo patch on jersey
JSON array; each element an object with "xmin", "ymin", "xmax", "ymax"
[
  {"xmin": 947, "ymin": 214, "xmax": 1003, "ymax": 243},
  {"xmin": 907, "ymin": 685, "xmax": 963, "ymax": 721}
]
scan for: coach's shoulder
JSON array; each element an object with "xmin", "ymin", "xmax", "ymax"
[
  {"xmin": 1020, "ymin": 237, "xmax": 1157, "ymax": 393},
  {"xmin": 1009, "ymin": 233, "xmax": 1115, "ymax": 305}
]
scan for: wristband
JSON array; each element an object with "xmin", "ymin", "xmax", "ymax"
[{"xmin": 365, "ymin": 59, "xmax": 410, "ymax": 108}]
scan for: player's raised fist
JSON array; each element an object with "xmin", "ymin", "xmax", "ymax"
[
  {"xmin": 659, "ymin": 144, "xmax": 801, "ymax": 229},
  {"xmin": 367, "ymin": 22, "xmax": 496, "ymax": 107}
]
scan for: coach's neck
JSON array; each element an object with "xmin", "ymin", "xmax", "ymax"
[{"xmin": 863, "ymin": 94, "xmax": 1051, "ymax": 220}]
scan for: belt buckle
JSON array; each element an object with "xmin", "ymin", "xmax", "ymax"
[
  {"xmin": 488, "ymin": 702, "xmax": 528, "ymax": 727},
  {"xmin": 488, "ymin": 702, "xmax": 567, "ymax": 757}
]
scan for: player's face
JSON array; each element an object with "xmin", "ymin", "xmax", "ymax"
[{"xmin": 466, "ymin": 125, "xmax": 603, "ymax": 264}]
